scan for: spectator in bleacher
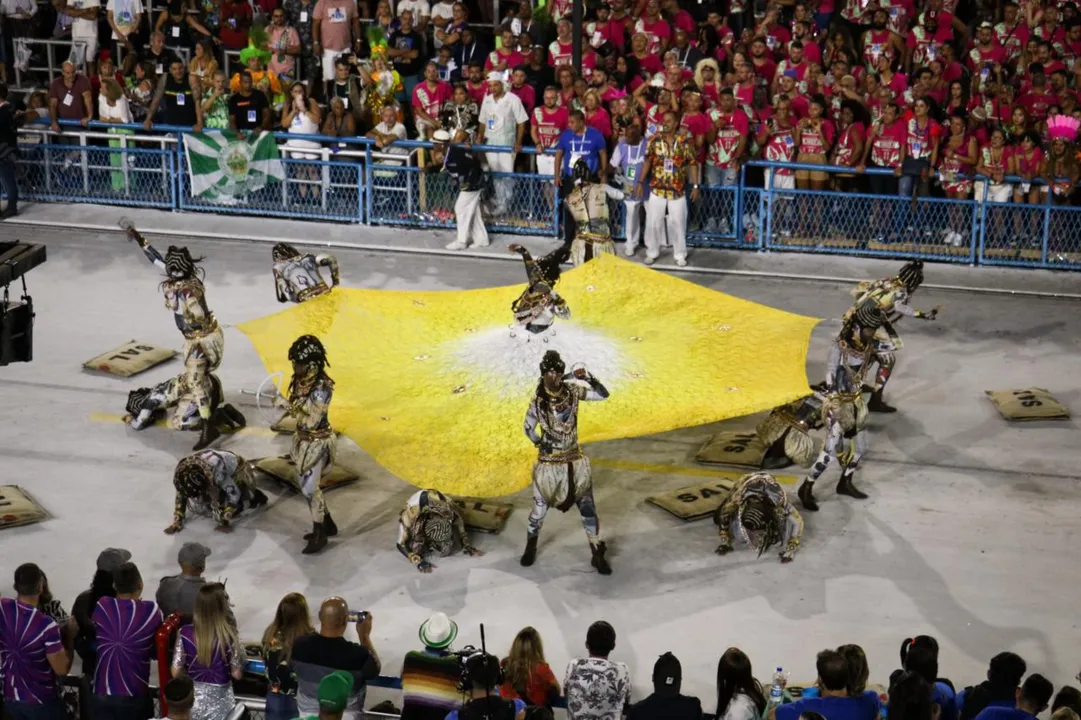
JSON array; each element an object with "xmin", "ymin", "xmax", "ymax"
[
  {"xmin": 125, "ymin": 61, "xmax": 156, "ymax": 121},
  {"xmin": 441, "ymin": 82, "xmax": 477, "ymax": 141},
  {"xmin": 71, "ymin": 548, "xmax": 130, "ymax": 673},
  {"xmin": 435, "ymin": 2, "xmax": 467, "ymax": 50},
  {"xmin": 99, "ymin": 78, "xmax": 134, "ymax": 190},
  {"xmin": 312, "ymin": 0, "xmax": 362, "ymax": 98},
  {"xmin": 553, "ymin": 109, "xmax": 607, "ymax": 243},
  {"xmin": 889, "ymin": 672, "xmax": 937, "ymax": 720},
  {"xmin": 837, "ymin": 644, "xmax": 878, "ymax": 702},
  {"xmin": 155, "ymin": 0, "xmax": 214, "ymax": 54},
  {"xmin": 974, "ymin": 675, "xmax": 1053, "ymax": 720},
  {"xmin": 462, "ymin": 61, "xmax": 486, "ymax": 104},
  {"xmin": 91, "ymin": 51, "xmax": 125, "ymax": 100},
  {"xmin": 64, "ymin": 0, "xmax": 100, "ymax": 73},
  {"xmin": 388, "ymin": 10, "xmax": 425, "ymax": 102},
  {"xmin": 399, "ymin": 612, "xmax": 462, "ymax": 720},
  {"xmin": 34, "ymin": 572, "xmax": 73, "ymax": 640},
  {"xmin": 509, "ymin": 66, "xmax": 534, "ymax": 114},
  {"xmin": 188, "ymin": 38, "xmax": 219, "ymax": 88},
  {"xmin": 396, "ymin": 0, "xmax": 429, "ymax": 33},
  {"xmin": 164, "ymin": 676, "xmax": 196, "ymax": 720},
  {"xmin": 228, "ymin": 70, "xmax": 271, "ymax": 133},
  {"xmin": 291, "ymin": 598, "xmax": 381, "ymax": 720},
  {"xmin": 499, "ymin": 626, "xmax": 559, "ymax": 709},
  {"xmin": 283, "ymin": 0, "xmax": 320, "ymax": 93},
  {"xmin": 412, "ymin": 60, "xmax": 451, "ymax": 139},
  {"xmin": 157, "ymin": 543, "xmax": 227, "ymax": 623},
  {"xmin": 326, "ymin": 56, "xmax": 364, "ymax": 121},
  {"xmin": 145, "ymin": 57, "xmax": 204, "ymax": 130},
  {"xmin": 171, "ymin": 583, "xmax": 245, "ymax": 720},
  {"xmin": 200, "ymin": 70, "xmax": 230, "ymax": 128},
  {"xmin": 48, "ymin": 60, "xmax": 93, "ymax": 132},
  {"xmin": 627, "ymin": 652, "xmax": 702, "ymax": 720},
  {"xmin": 0, "ymin": 563, "xmax": 74, "ymax": 720},
  {"xmin": 140, "ymin": 32, "xmax": 182, "ymax": 82},
  {"xmin": 958, "ymin": 653, "xmax": 1027, "ymax": 720},
  {"xmin": 486, "ymin": 29, "xmax": 523, "ymax": 74},
  {"xmin": 321, "ymin": 96, "xmax": 356, "ymax": 139},
  {"xmin": 106, "ymin": 0, "xmax": 141, "ymax": 68},
  {"xmin": 90, "ymin": 561, "xmax": 163, "ymax": 720},
  {"xmin": 301, "ymin": 671, "xmax": 354, "ymax": 720},
  {"xmin": 522, "ymin": 46, "xmax": 554, "ymax": 96},
  {"xmin": 218, "ymin": 0, "xmax": 252, "ymax": 51},
  {"xmin": 610, "ymin": 120, "xmax": 647, "ymax": 254},
  {"xmin": 261, "ymin": 593, "xmax": 314, "ymax": 720},
  {"xmin": 231, "ymin": 47, "xmax": 283, "ymax": 105},
  {"xmin": 770, "ymin": 650, "xmax": 881, "ymax": 720},
  {"xmin": 1053, "ymin": 689, "xmax": 1081, "ymax": 716},
  {"xmin": 368, "ymin": 103, "xmax": 407, "ymax": 161},
  {"xmin": 564, "ymin": 621, "xmax": 630, "ymax": 720},
  {"xmin": 476, "ymin": 69, "xmax": 528, "ymax": 216},
  {"xmin": 265, "ymin": 8, "xmax": 301, "ymax": 85},
  {"xmin": 448, "ymin": 653, "xmax": 527, "ymax": 720},
  {"xmin": 365, "ymin": 52, "xmax": 404, "ymax": 121},
  {"xmin": 714, "ymin": 648, "xmax": 766, "ymax": 720},
  {"xmin": 893, "ymin": 636, "xmax": 957, "ymax": 720}
]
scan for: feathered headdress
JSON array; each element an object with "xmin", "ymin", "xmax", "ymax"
[{"xmin": 1047, "ymin": 115, "xmax": 1081, "ymax": 142}]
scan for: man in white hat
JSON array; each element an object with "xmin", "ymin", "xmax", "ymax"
[
  {"xmin": 400, "ymin": 612, "xmax": 461, "ymax": 720},
  {"xmin": 426, "ymin": 129, "xmax": 489, "ymax": 250},
  {"xmin": 476, "ymin": 70, "xmax": 528, "ymax": 217}
]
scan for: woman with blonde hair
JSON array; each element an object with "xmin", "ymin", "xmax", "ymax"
[
  {"xmin": 262, "ymin": 593, "xmax": 313, "ymax": 720},
  {"xmin": 172, "ymin": 583, "xmax": 245, "ymax": 720},
  {"xmin": 695, "ymin": 58, "xmax": 722, "ymax": 110},
  {"xmin": 499, "ymin": 627, "xmax": 560, "ymax": 708}
]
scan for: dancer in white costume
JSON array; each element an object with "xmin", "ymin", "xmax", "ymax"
[{"xmin": 271, "ymin": 242, "xmax": 340, "ymax": 303}]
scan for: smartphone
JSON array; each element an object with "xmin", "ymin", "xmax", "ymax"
[{"xmin": 348, "ymin": 610, "xmax": 369, "ymax": 623}]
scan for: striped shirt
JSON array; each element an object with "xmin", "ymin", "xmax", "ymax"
[
  {"xmin": 400, "ymin": 650, "xmax": 462, "ymax": 720},
  {"xmin": 0, "ymin": 598, "xmax": 64, "ymax": 704},
  {"xmin": 91, "ymin": 598, "xmax": 162, "ymax": 696}
]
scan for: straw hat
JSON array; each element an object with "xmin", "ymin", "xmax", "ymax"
[{"xmin": 418, "ymin": 612, "xmax": 458, "ymax": 649}]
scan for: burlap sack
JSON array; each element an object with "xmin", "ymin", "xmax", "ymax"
[
  {"xmin": 450, "ymin": 498, "xmax": 515, "ymax": 534},
  {"xmin": 83, "ymin": 340, "xmax": 177, "ymax": 377},
  {"xmin": 0, "ymin": 486, "xmax": 48, "ymax": 530},
  {"xmin": 646, "ymin": 476, "xmax": 741, "ymax": 521},
  {"xmin": 254, "ymin": 456, "xmax": 359, "ymax": 490},
  {"xmin": 695, "ymin": 431, "xmax": 768, "ymax": 468},
  {"xmin": 986, "ymin": 388, "xmax": 1070, "ymax": 421},
  {"xmin": 271, "ymin": 416, "xmax": 298, "ymax": 434}
]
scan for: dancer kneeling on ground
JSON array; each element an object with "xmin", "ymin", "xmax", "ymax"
[
  {"xmin": 714, "ymin": 472, "xmax": 803, "ymax": 563},
  {"xmin": 427, "ymin": 129, "xmax": 489, "ymax": 251},
  {"xmin": 521, "ymin": 351, "xmax": 611, "ymax": 575},
  {"xmin": 125, "ymin": 373, "xmax": 246, "ymax": 434},
  {"xmin": 275, "ymin": 335, "xmax": 338, "ymax": 554},
  {"xmin": 396, "ymin": 489, "xmax": 484, "ymax": 573},
  {"xmin": 271, "ymin": 242, "xmax": 340, "ymax": 303},
  {"xmin": 756, "ymin": 392, "xmax": 824, "ymax": 470},
  {"xmin": 166, "ymin": 450, "xmax": 269, "ymax": 535}
]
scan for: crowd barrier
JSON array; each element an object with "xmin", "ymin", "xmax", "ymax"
[{"xmin": 8, "ymin": 120, "xmax": 1081, "ymax": 272}]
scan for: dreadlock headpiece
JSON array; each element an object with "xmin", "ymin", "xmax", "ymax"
[
  {"xmin": 288, "ymin": 334, "xmax": 330, "ymax": 371},
  {"xmin": 164, "ymin": 245, "xmax": 200, "ymax": 280},
  {"xmin": 572, "ymin": 157, "xmax": 591, "ymax": 186},
  {"xmin": 738, "ymin": 495, "xmax": 782, "ymax": 557},
  {"xmin": 416, "ymin": 502, "xmax": 458, "ymax": 557},
  {"xmin": 126, "ymin": 388, "xmax": 152, "ymax": 416},
  {"xmin": 539, "ymin": 350, "xmax": 565, "ymax": 375},
  {"xmin": 896, "ymin": 260, "xmax": 924, "ymax": 293},
  {"xmin": 273, "ymin": 242, "xmax": 302, "ymax": 263},
  {"xmin": 174, "ymin": 455, "xmax": 213, "ymax": 498},
  {"xmin": 852, "ymin": 299, "xmax": 886, "ymax": 331}
]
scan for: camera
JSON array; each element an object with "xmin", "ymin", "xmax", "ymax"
[{"xmin": 347, "ymin": 610, "xmax": 369, "ymax": 623}]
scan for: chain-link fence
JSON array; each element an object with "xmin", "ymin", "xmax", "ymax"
[{"xmin": 18, "ymin": 142, "xmax": 176, "ymax": 208}]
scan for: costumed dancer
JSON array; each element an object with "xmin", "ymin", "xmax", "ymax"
[
  {"xmin": 396, "ymin": 489, "xmax": 484, "ymax": 573},
  {"xmin": 508, "ymin": 243, "xmax": 571, "ymax": 335},
  {"xmin": 427, "ymin": 129, "xmax": 489, "ymax": 251},
  {"xmin": 272, "ymin": 243, "xmax": 341, "ymax": 303},
  {"xmin": 564, "ymin": 159, "xmax": 624, "ymax": 265},
  {"xmin": 124, "ymin": 374, "xmax": 246, "ymax": 432},
  {"xmin": 798, "ymin": 301, "xmax": 886, "ymax": 512},
  {"xmin": 755, "ymin": 392, "xmax": 824, "ymax": 470},
  {"xmin": 122, "ymin": 218, "xmax": 226, "ymax": 450},
  {"xmin": 165, "ymin": 450, "xmax": 269, "ymax": 535},
  {"xmin": 274, "ymin": 335, "xmax": 338, "ymax": 554},
  {"xmin": 520, "ymin": 351, "xmax": 612, "ymax": 574},
  {"xmin": 848, "ymin": 259, "xmax": 939, "ymax": 413},
  {"xmin": 714, "ymin": 472, "xmax": 804, "ymax": 563}
]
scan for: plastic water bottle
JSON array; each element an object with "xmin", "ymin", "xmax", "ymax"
[{"xmin": 769, "ymin": 667, "xmax": 787, "ymax": 707}]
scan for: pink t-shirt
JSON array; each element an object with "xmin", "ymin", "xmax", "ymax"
[
  {"xmin": 870, "ymin": 118, "xmax": 906, "ymax": 167},
  {"xmin": 510, "ymin": 83, "xmax": 535, "ymax": 114},
  {"xmin": 547, "ymin": 40, "xmax": 574, "ymax": 67},
  {"xmin": 412, "ymin": 79, "xmax": 452, "ymax": 118},
  {"xmin": 834, "ymin": 121, "xmax": 866, "ymax": 166},
  {"xmin": 485, "ymin": 49, "xmax": 525, "ymax": 72},
  {"xmin": 532, "ymin": 105, "xmax": 569, "ymax": 149},
  {"xmin": 634, "ymin": 17, "xmax": 671, "ymax": 55},
  {"xmin": 680, "ymin": 111, "xmax": 712, "ymax": 162},
  {"xmin": 708, "ymin": 109, "xmax": 750, "ymax": 167},
  {"xmin": 764, "ymin": 119, "xmax": 797, "ymax": 174},
  {"xmin": 313, "ymin": 0, "xmax": 356, "ymax": 51},
  {"xmin": 798, "ymin": 118, "xmax": 836, "ymax": 154}
]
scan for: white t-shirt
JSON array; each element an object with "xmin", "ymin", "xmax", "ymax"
[
  {"xmin": 68, "ymin": 0, "xmax": 100, "ymax": 37},
  {"xmin": 396, "ymin": 0, "xmax": 429, "ymax": 18},
  {"xmin": 99, "ymin": 94, "xmax": 133, "ymax": 123},
  {"xmin": 430, "ymin": 0, "xmax": 454, "ymax": 47},
  {"xmin": 1, "ymin": 0, "xmax": 38, "ymax": 17},
  {"xmin": 374, "ymin": 120, "xmax": 408, "ymax": 162},
  {"xmin": 105, "ymin": 0, "xmax": 142, "ymax": 37},
  {"xmin": 478, "ymin": 90, "xmax": 527, "ymax": 146},
  {"xmin": 720, "ymin": 692, "xmax": 762, "ymax": 720}
]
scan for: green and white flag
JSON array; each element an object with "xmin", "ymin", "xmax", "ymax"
[{"xmin": 183, "ymin": 131, "xmax": 285, "ymax": 204}]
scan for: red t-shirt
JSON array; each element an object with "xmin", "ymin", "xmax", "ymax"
[
  {"xmin": 547, "ymin": 39, "xmax": 574, "ymax": 67},
  {"xmin": 680, "ymin": 110, "xmax": 712, "ymax": 162},
  {"xmin": 485, "ymin": 49, "xmax": 525, "ymax": 72},
  {"xmin": 798, "ymin": 118, "xmax": 836, "ymax": 154},
  {"xmin": 708, "ymin": 108, "xmax": 750, "ymax": 167},
  {"xmin": 532, "ymin": 105, "xmax": 569, "ymax": 149},
  {"xmin": 510, "ymin": 83, "xmax": 536, "ymax": 114},
  {"xmin": 499, "ymin": 663, "xmax": 557, "ymax": 709},
  {"xmin": 1020, "ymin": 89, "xmax": 1055, "ymax": 120},
  {"xmin": 634, "ymin": 17, "xmax": 671, "ymax": 55},
  {"xmin": 585, "ymin": 107, "xmax": 612, "ymax": 139},
  {"xmin": 465, "ymin": 80, "xmax": 487, "ymax": 105},
  {"xmin": 901, "ymin": 115, "xmax": 942, "ymax": 159},
  {"xmin": 412, "ymin": 80, "xmax": 452, "ymax": 118},
  {"xmin": 218, "ymin": 0, "xmax": 253, "ymax": 50},
  {"xmin": 834, "ymin": 121, "xmax": 865, "ymax": 166},
  {"xmin": 870, "ymin": 118, "xmax": 907, "ymax": 167}
]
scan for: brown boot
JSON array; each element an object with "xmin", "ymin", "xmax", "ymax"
[{"xmin": 520, "ymin": 536, "xmax": 538, "ymax": 567}]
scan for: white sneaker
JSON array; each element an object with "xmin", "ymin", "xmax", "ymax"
[
  {"xmin": 474, "ymin": 240, "xmax": 490, "ymax": 247},
  {"xmin": 644, "ymin": 255, "xmax": 656, "ymax": 266},
  {"xmin": 445, "ymin": 240, "xmax": 467, "ymax": 250},
  {"xmin": 675, "ymin": 257, "xmax": 688, "ymax": 267},
  {"xmin": 624, "ymin": 244, "xmax": 637, "ymax": 257}
]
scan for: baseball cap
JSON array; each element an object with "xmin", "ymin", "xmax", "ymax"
[
  {"xmin": 318, "ymin": 670, "xmax": 354, "ymax": 713},
  {"xmin": 177, "ymin": 542, "xmax": 211, "ymax": 567},
  {"xmin": 96, "ymin": 548, "xmax": 132, "ymax": 573},
  {"xmin": 652, "ymin": 652, "xmax": 682, "ymax": 693}
]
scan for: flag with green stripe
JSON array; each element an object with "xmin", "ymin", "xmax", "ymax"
[{"xmin": 183, "ymin": 131, "xmax": 285, "ymax": 204}]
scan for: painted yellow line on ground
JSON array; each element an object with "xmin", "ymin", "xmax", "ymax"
[
  {"xmin": 591, "ymin": 457, "xmax": 798, "ymax": 485},
  {"xmin": 88, "ymin": 413, "xmax": 280, "ymax": 438}
]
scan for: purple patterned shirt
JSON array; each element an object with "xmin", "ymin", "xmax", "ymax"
[
  {"xmin": 0, "ymin": 598, "xmax": 64, "ymax": 704},
  {"xmin": 91, "ymin": 598, "xmax": 163, "ymax": 696},
  {"xmin": 174, "ymin": 625, "xmax": 241, "ymax": 685}
]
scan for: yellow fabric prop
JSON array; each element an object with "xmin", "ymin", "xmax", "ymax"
[{"xmin": 239, "ymin": 254, "xmax": 820, "ymax": 497}]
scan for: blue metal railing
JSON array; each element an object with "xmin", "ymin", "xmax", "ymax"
[{"xmin": 8, "ymin": 119, "xmax": 1081, "ymax": 271}]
